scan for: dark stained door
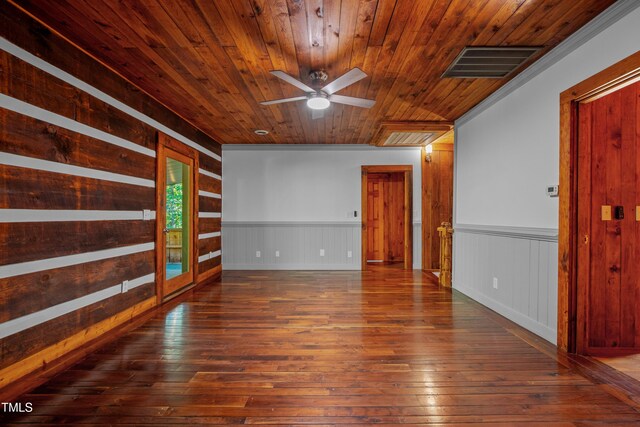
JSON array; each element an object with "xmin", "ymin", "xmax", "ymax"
[{"xmin": 577, "ymin": 79, "xmax": 640, "ymax": 355}]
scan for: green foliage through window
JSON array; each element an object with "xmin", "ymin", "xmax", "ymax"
[{"xmin": 166, "ymin": 183, "xmax": 183, "ymax": 229}]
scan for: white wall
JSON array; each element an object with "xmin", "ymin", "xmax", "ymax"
[
  {"xmin": 456, "ymin": 3, "xmax": 640, "ymax": 228},
  {"xmin": 453, "ymin": 1, "xmax": 640, "ymax": 344},
  {"xmin": 223, "ymin": 147, "xmax": 422, "ymax": 222},
  {"xmin": 222, "ymin": 146, "xmax": 423, "ymax": 269}
]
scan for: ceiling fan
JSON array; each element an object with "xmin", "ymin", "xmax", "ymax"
[{"xmin": 261, "ymin": 68, "xmax": 375, "ymax": 118}]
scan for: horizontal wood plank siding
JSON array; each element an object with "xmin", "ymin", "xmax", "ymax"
[
  {"xmin": 198, "ymin": 236, "xmax": 222, "ymax": 256},
  {"xmin": 198, "ymin": 217, "xmax": 222, "ymax": 234},
  {"xmin": 0, "ymin": 221, "xmax": 155, "ymax": 266},
  {"xmin": 0, "ymin": 2, "xmax": 222, "ymax": 389},
  {"xmin": 199, "ymin": 173, "xmax": 222, "ymax": 194},
  {"xmin": 199, "ymin": 195, "xmax": 222, "ymax": 213},
  {"xmin": 199, "ymin": 155, "xmax": 222, "ymax": 176},
  {"xmin": 0, "ymin": 251, "xmax": 155, "ymax": 323},
  {"xmin": 0, "ymin": 109, "xmax": 156, "ymax": 179},
  {"xmin": 1, "ymin": 52, "xmax": 156, "ymax": 150},
  {"xmin": 1, "ymin": 165, "xmax": 155, "ymax": 210},
  {"xmin": 199, "ymin": 256, "xmax": 222, "ymax": 273},
  {"xmin": 0, "ymin": 283, "xmax": 155, "ymax": 369},
  {"xmin": 195, "ymin": 161, "xmax": 222, "ymax": 280}
]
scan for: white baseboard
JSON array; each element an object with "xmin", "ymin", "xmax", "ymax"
[{"xmin": 453, "ymin": 283, "xmax": 557, "ymax": 344}]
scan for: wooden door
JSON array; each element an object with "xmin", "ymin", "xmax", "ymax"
[
  {"xmin": 366, "ymin": 174, "xmax": 386, "ymax": 262},
  {"xmin": 366, "ymin": 172, "xmax": 405, "ymax": 264},
  {"xmin": 362, "ymin": 166, "xmax": 412, "ymax": 270},
  {"xmin": 422, "ymin": 142, "xmax": 454, "ymax": 270},
  {"xmin": 577, "ymin": 80, "xmax": 640, "ymax": 355},
  {"xmin": 157, "ymin": 143, "xmax": 195, "ymax": 300},
  {"xmin": 384, "ymin": 173, "xmax": 405, "ymax": 262}
]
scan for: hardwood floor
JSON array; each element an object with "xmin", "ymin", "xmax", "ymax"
[
  {"xmin": 3, "ymin": 269, "xmax": 640, "ymax": 425},
  {"xmin": 597, "ymin": 355, "xmax": 640, "ymax": 383}
]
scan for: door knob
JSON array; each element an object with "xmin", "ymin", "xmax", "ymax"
[{"xmin": 163, "ymin": 228, "xmax": 169, "ymax": 233}]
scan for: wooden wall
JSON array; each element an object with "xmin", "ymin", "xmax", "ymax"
[
  {"xmin": 0, "ymin": 2, "xmax": 221, "ymax": 389},
  {"xmin": 196, "ymin": 149, "xmax": 223, "ymax": 279},
  {"xmin": 422, "ymin": 140, "xmax": 454, "ymax": 270}
]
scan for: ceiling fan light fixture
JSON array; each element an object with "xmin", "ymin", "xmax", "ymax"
[{"xmin": 307, "ymin": 96, "xmax": 330, "ymax": 110}]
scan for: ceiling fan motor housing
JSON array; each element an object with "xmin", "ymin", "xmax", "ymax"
[{"xmin": 308, "ymin": 70, "xmax": 328, "ymax": 87}]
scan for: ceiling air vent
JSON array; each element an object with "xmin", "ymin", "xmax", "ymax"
[
  {"xmin": 383, "ymin": 132, "xmax": 435, "ymax": 147},
  {"xmin": 442, "ymin": 47, "xmax": 541, "ymax": 78},
  {"xmin": 371, "ymin": 121, "xmax": 452, "ymax": 147}
]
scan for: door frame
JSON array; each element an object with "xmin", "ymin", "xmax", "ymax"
[
  {"xmin": 156, "ymin": 133, "xmax": 200, "ymax": 302},
  {"xmin": 361, "ymin": 165, "xmax": 413, "ymax": 271},
  {"xmin": 558, "ymin": 50, "xmax": 640, "ymax": 353}
]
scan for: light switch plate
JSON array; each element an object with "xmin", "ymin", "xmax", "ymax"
[
  {"xmin": 320, "ymin": 249, "xmax": 325, "ymax": 257},
  {"xmin": 122, "ymin": 280, "xmax": 129, "ymax": 293},
  {"xmin": 256, "ymin": 251, "xmax": 261, "ymax": 258},
  {"xmin": 602, "ymin": 205, "xmax": 612, "ymax": 221},
  {"xmin": 636, "ymin": 206, "xmax": 640, "ymax": 221},
  {"xmin": 275, "ymin": 250, "xmax": 280, "ymax": 257},
  {"xmin": 143, "ymin": 209, "xmax": 151, "ymax": 220},
  {"xmin": 347, "ymin": 250, "xmax": 352, "ymax": 258}
]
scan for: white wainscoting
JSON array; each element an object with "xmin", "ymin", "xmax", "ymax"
[
  {"xmin": 452, "ymin": 224, "xmax": 558, "ymax": 344},
  {"xmin": 223, "ymin": 222, "xmax": 423, "ymax": 270},
  {"xmin": 412, "ymin": 222, "xmax": 421, "ymax": 270}
]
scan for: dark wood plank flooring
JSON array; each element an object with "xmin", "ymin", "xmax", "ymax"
[{"xmin": 3, "ymin": 269, "xmax": 640, "ymax": 425}]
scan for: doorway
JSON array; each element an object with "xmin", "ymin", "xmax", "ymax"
[
  {"xmin": 558, "ymin": 50, "xmax": 640, "ymax": 355},
  {"xmin": 361, "ymin": 165, "xmax": 412, "ymax": 270},
  {"xmin": 575, "ymin": 80, "xmax": 640, "ymax": 356},
  {"xmin": 157, "ymin": 134, "xmax": 197, "ymax": 301}
]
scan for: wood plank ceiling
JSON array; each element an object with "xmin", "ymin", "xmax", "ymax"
[{"xmin": 12, "ymin": 0, "xmax": 616, "ymax": 144}]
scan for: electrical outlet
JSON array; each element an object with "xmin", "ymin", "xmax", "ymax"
[
  {"xmin": 142, "ymin": 209, "xmax": 151, "ymax": 220},
  {"xmin": 319, "ymin": 249, "xmax": 325, "ymax": 257},
  {"xmin": 122, "ymin": 280, "xmax": 129, "ymax": 293},
  {"xmin": 275, "ymin": 250, "xmax": 280, "ymax": 257},
  {"xmin": 347, "ymin": 250, "xmax": 352, "ymax": 258},
  {"xmin": 492, "ymin": 277, "xmax": 498, "ymax": 290},
  {"xmin": 256, "ymin": 251, "xmax": 261, "ymax": 258}
]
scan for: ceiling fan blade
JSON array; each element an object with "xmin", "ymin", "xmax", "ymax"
[
  {"xmin": 270, "ymin": 70, "xmax": 315, "ymax": 93},
  {"xmin": 321, "ymin": 68, "xmax": 367, "ymax": 95},
  {"xmin": 260, "ymin": 96, "xmax": 308, "ymax": 106},
  {"xmin": 311, "ymin": 109, "xmax": 325, "ymax": 120},
  {"xmin": 329, "ymin": 94, "xmax": 375, "ymax": 108}
]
